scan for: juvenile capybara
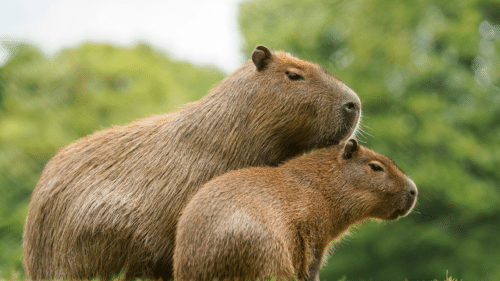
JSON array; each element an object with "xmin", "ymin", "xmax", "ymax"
[
  {"xmin": 23, "ymin": 45, "xmax": 361, "ymax": 280},
  {"xmin": 174, "ymin": 139, "xmax": 418, "ymax": 281}
]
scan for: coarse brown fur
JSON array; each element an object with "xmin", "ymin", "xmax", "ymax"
[
  {"xmin": 174, "ymin": 140, "xmax": 418, "ymax": 281},
  {"xmin": 23, "ymin": 45, "xmax": 362, "ymax": 280}
]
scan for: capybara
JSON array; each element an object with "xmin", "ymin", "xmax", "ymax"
[
  {"xmin": 23, "ymin": 45, "xmax": 361, "ymax": 280},
  {"xmin": 174, "ymin": 139, "xmax": 418, "ymax": 281}
]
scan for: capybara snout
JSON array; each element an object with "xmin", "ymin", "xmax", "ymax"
[
  {"xmin": 341, "ymin": 100, "xmax": 361, "ymax": 134},
  {"xmin": 395, "ymin": 180, "xmax": 418, "ymax": 219}
]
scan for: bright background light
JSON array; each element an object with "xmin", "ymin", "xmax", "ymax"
[{"xmin": 0, "ymin": 0, "xmax": 244, "ymax": 72}]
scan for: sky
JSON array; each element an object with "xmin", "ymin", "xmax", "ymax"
[{"xmin": 0, "ymin": 0, "xmax": 245, "ymax": 72}]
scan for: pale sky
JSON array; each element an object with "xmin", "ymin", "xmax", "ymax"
[{"xmin": 0, "ymin": 0, "xmax": 245, "ymax": 72}]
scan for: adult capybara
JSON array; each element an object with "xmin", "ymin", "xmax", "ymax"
[
  {"xmin": 174, "ymin": 139, "xmax": 418, "ymax": 281},
  {"xmin": 23, "ymin": 45, "xmax": 361, "ymax": 280}
]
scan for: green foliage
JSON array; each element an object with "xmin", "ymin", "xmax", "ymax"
[
  {"xmin": 239, "ymin": 0, "xmax": 499, "ymax": 280},
  {"xmin": 0, "ymin": 42, "xmax": 225, "ymax": 278}
]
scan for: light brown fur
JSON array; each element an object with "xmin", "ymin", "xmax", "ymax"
[
  {"xmin": 23, "ymin": 46, "xmax": 361, "ymax": 280},
  {"xmin": 174, "ymin": 140, "xmax": 418, "ymax": 281}
]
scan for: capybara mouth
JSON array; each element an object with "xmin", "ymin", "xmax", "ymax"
[
  {"xmin": 389, "ymin": 182, "xmax": 418, "ymax": 220},
  {"xmin": 389, "ymin": 199, "xmax": 417, "ymax": 220},
  {"xmin": 332, "ymin": 114, "xmax": 361, "ymax": 145},
  {"xmin": 323, "ymin": 123, "xmax": 357, "ymax": 148},
  {"xmin": 387, "ymin": 208, "xmax": 408, "ymax": 220}
]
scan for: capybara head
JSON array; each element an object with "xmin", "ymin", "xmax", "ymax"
[
  {"xmin": 211, "ymin": 45, "xmax": 362, "ymax": 155},
  {"xmin": 334, "ymin": 139, "xmax": 418, "ymax": 221}
]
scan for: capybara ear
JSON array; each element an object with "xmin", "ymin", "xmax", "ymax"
[
  {"xmin": 342, "ymin": 139, "xmax": 359, "ymax": 160},
  {"xmin": 252, "ymin": 45, "xmax": 272, "ymax": 71}
]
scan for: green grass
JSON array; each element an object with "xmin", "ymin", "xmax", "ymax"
[{"xmin": 1, "ymin": 270, "xmax": 461, "ymax": 281}]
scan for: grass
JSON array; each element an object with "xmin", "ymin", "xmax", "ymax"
[{"xmin": 1, "ymin": 270, "xmax": 461, "ymax": 281}]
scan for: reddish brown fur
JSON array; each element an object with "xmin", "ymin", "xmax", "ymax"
[
  {"xmin": 23, "ymin": 46, "xmax": 361, "ymax": 280},
  {"xmin": 174, "ymin": 140, "xmax": 418, "ymax": 281}
]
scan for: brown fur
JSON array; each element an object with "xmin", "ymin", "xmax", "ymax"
[
  {"xmin": 174, "ymin": 140, "xmax": 418, "ymax": 281},
  {"xmin": 22, "ymin": 45, "xmax": 361, "ymax": 280}
]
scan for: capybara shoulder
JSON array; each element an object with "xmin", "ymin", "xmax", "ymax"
[
  {"xmin": 23, "ymin": 45, "xmax": 362, "ymax": 280},
  {"xmin": 174, "ymin": 140, "xmax": 417, "ymax": 281}
]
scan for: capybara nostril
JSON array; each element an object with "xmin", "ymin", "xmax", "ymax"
[
  {"xmin": 409, "ymin": 189, "xmax": 416, "ymax": 198},
  {"xmin": 343, "ymin": 102, "xmax": 358, "ymax": 115},
  {"xmin": 407, "ymin": 182, "xmax": 418, "ymax": 199}
]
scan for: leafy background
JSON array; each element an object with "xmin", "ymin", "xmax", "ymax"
[{"xmin": 1, "ymin": 0, "xmax": 499, "ymax": 280}]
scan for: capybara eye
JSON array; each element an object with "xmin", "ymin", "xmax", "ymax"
[
  {"xmin": 286, "ymin": 72, "xmax": 304, "ymax": 81},
  {"xmin": 369, "ymin": 163, "xmax": 384, "ymax": 172}
]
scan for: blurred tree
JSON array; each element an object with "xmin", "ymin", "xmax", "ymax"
[
  {"xmin": 239, "ymin": 0, "xmax": 500, "ymax": 280},
  {"xmin": 0, "ymin": 42, "xmax": 225, "ymax": 278}
]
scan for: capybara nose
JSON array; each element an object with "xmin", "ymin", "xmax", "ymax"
[
  {"xmin": 343, "ymin": 102, "xmax": 358, "ymax": 115},
  {"xmin": 334, "ymin": 100, "xmax": 361, "ymax": 141},
  {"xmin": 408, "ymin": 188, "xmax": 417, "ymax": 199},
  {"xmin": 404, "ymin": 183, "xmax": 418, "ymax": 215},
  {"xmin": 407, "ymin": 181, "xmax": 418, "ymax": 200}
]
